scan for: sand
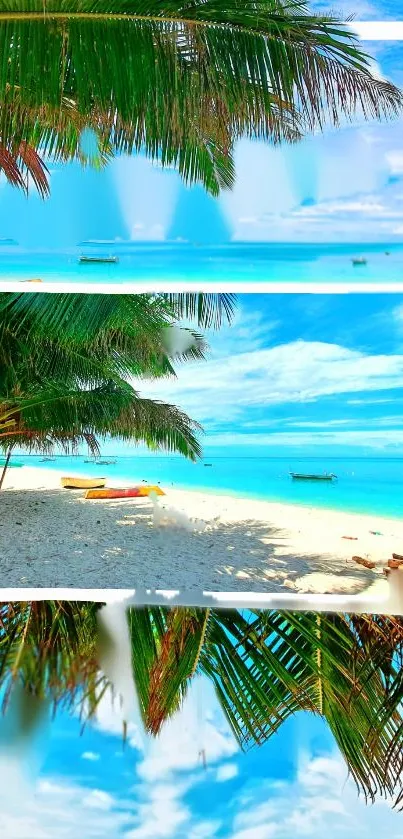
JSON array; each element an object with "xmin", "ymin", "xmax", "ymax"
[{"xmin": 0, "ymin": 465, "xmax": 401, "ymax": 593}]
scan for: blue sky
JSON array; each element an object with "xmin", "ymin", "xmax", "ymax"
[
  {"xmin": 312, "ymin": 0, "xmax": 402, "ymax": 17},
  {"xmin": 133, "ymin": 293, "xmax": 403, "ymax": 456},
  {"xmin": 1, "ymin": 673, "xmax": 402, "ymax": 838},
  {"xmin": 11, "ymin": 292, "xmax": 403, "ymax": 460},
  {"xmin": 1, "ymin": 42, "xmax": 403, "ymax": 246}
]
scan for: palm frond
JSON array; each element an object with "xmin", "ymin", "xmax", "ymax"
[
  {"xmin": 163, "ymin": 292, "xmax": 237, "ymax": 329},
  {"xmin": 0, "ymin": 6, "xmax": 400, "ymax": 195},
  {"xmin": 0, "ymin": 383, "xmax": 203, "ymax": 460}
]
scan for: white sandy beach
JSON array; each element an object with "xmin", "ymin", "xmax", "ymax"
[{"xmin": 0, "ymin": 465, "xmax": 401, "ymax": 593}]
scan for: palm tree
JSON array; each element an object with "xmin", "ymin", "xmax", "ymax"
[
  {"xmin": 0, "ymin": 291, "xmax": 236, "ymax": 461},
  {"xmin": 0, "ymin": 601, "xmax": 402, "ymax": 808},
  {"xmin": 0, "ymin": 3, "xmax": 401, "ymax": 195}
]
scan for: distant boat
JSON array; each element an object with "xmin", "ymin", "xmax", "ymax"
[
  {"xmin": 79, "ymin": 255, "xmax": 119, "ymax": 264},
  {"xmin": 352, "ymin": 257, "xmax": 367, "ymax": 266},
  {"xmin": 385, "ymin": 251, "xmax": 390, "ymax": 256},
  {"xmin": 204, "ymin": 463, "xmax": 213, "ymax": 467},
  {"xmin": 290, "ymin": 472, "xmax": 337, "ymax": 482},
  {"xmin": 39, "ymin": 456, "xmax": 56, "ymax": 462},
  {"xmin": 94, "ymin": 458, "xmax": 117, "ymax": 465}
]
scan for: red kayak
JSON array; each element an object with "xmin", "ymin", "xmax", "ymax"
[{"xmin": 85, "ymin": 486, "xmax": 165, "ymax": 499}]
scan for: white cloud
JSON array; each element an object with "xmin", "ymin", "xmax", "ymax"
[
  {"xmin": 204, "ymin": 304, "xmax": 278, "ymax": 359},
  {"xmin": 296, "ymin": 199, "xmax": 388, "ymax": 216},
  {"xmin": 190, "ymin": 820, "xmax": 222, "ymax": 837},
  {"xmin": 138, "ymin": 340, "xmax": 403, "ymax": 428},
  {"xmin": 92, "ymin": 677, "xmax": 238, "ymax": 839},
  {"xmin": 232, "ymin": 825, "xmax": 278, "ymax": 839},
  {"xmin": 2, "ymin": 687, "xmax": 402, "ymax": 839},
  {"xmin": 125, "ymin": 782, "xmax": 190, "ymax": 838},
  {"xmin": 220, "ymin": 113, "xmax": 403, "ymax": 241},
  {"xmin": 392, "ymin": 302, "xmax": 403, "ymax": 324},
  {"xmin": 82, "ymin": 789, "xmax": 114, "ymax": 810},
  {"xmin": 0, "ymin": 758, "xmax": 134, "ymax": 838},
  {"xmin": 0, "ymin": 677, "xmax": 237, "ymax": 839},
  {"xmin": 386, "ymin": 151, "xmax": 403, "ymax": 175},
  {"xmin": 312, "ymin": 0, "xmax": 380, "ymax": 17},
  {"xmin": 216, "ymin": 763, "xmax": 239, "ymax": 782},
  {"xmin": 230, "ymin": 752, "xmax": 403, "ymax": 839},
  {"xmin": 136, "ymin": 678, "xmax": 237, "ymax": 783},
  {"xmin": 202, "ymin": 429, "xmax": 403, "ymax": 451}
]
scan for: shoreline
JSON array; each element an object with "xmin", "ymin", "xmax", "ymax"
[
  {"xmin": 0, "ymin": 465, "xmax": 399, "ymax": 594},
  {"xmin": 7, "ymin": 459, "xmax": 403, "ymax": 523}
]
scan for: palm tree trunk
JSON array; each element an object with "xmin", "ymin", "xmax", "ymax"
[{"xmin": 0, "ymin": 445, "xmax": 13, "ymax": 490}]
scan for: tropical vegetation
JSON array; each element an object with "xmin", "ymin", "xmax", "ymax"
[
  {"xmin": 0, "ymin": 290, "xmax": 236, "ymax": 463},
  {"xmin": 0, "ymin": 2, "xmax": 402, "ymax": 195},
  {"xmin": 0, "ymin": 601, "xmax": 402, "ymax": 808}
]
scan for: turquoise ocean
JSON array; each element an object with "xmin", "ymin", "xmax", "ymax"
[
  {"xmin": 11, "ymin": 454, "xmax": 403, "ymax": 521},
  {"xmin": 1, "ymin": 242, "xmax": 403, "ymax": 283}
]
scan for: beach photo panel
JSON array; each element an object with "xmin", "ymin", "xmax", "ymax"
[
  {"xmin": 1, "ymin": 289, "xmax": 403, "ymax": 600},
  {"xmin": 0, "ymin": 598, "xmax": 402, "ymax": 839},
  {"xmin": 0, "ymin": 19, "xmax": 402, "ymax": 288}
]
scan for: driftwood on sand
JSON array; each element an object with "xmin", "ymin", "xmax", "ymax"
[{"xmin": 352, "ymin": 554, "xmax": 403, "ymax": 573}]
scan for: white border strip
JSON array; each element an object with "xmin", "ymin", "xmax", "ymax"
[
  {"xmin": 1, "ymin": 281, "xmax": 403, "ymax": 294},
  {"xmin": 1, "ymin": 576, "xmax": 402, "ymax": 614},
  {"xmin": 352, "ymin": 22, "xmax": 403, "ymax": 39}
]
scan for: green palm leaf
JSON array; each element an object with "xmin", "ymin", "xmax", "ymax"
[
  {"xmin": 1, "ymin": 382, "xmax": 203, "ymax": 459},
  {"xmin": 0, "ymin": 290, "xmax": 235, "ymax": 459},
  {"xmin": 0, "ymin": 4, "xmax": 400, "ymax": 195}
]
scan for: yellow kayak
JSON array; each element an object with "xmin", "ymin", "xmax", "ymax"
[
  {"xmin": 85, "ymin": 486, "xmax": 165, "ymax": 499},
  {"xmin": 61, "ymin": 476, "xmax": 106, "ymax": 489}
]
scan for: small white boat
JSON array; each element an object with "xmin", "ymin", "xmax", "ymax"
[{"xmin": 352, "ymin": 257, "xmax": 367, "ymax": 266}]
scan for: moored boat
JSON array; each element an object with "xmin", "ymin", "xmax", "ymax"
[
  {"xmin": 61, "ymin": 476, "xmax": 106, "ymax": 489},
  {"xmin": 290, "ymin": 472, "xmax": 337, "ymax": 481},
  {"xmin": 352, "ymin": 257, "xmax": 367, "ymax": 266},
  {"xmin": 79, "ymin": 255, "xmax": 119, "ymax": 264},
  {"xmin": 85, "ymin": 485, "xmax": 165, "ymax": 499}
]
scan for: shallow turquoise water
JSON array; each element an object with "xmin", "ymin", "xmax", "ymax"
[
  {"xmin": 1, "ymin": 242, "xmax": 402, "ymax": 283},
  {"xmin": 14, "ymin": 454, "xmax": 403, "ymax": 520}
]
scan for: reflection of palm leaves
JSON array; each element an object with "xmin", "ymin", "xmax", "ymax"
[
  {"xmin": 0, "ymin": 5, "xmax": 401, "ymax": 194},
  {"xmin": 128, "ymin": 607, "xmax": 403, "ymax": 807},
  {"xmin": 0, "ymin": 601, "xmax": 104, "ymax": 719},
  {"xmin": 1, "ymin": 602, "xmax": 402, "ymax": 807}
]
